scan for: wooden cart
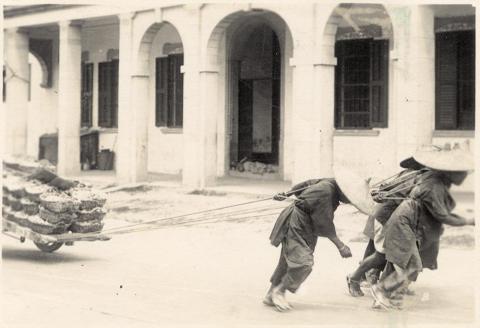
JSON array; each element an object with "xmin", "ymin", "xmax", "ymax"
[{"xmin": 2, "ymin": 219, "xmax": 110, "ymax": 253}]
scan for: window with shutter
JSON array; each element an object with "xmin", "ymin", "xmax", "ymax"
[
  {"xmin": 155, "ymin": 54, "xmax": 184, "ymax": 128},
  {"xmin": 334, "ymin": 38, "xmax": 389, "ymax": 129},
  {"xmin": 435, "ymin": 30, "xmax": 475, "ymax": 131},
  {"xmin": 98, "ymin": 60, "xmax": 118, "ymax": 128},
  {"xmin": 81, "ymin": 62, "xmax": 93, "ymax": 127},
  {"xmin": 155, "ymin": 57, "xmax": 168, "ymax": 127}
]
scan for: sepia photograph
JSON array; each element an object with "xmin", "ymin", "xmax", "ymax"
[{"xmin": 1, "ymin": 0, "xmax": 479, "ymax": 327}]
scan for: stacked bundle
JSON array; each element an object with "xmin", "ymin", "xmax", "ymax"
[
  {"xmin": 2, "ymin": 171, "xmax": 107, "ymax": 235},
  {"xmin": 69, "ymin": 189, "xmax": 107, "ymax": 233}
]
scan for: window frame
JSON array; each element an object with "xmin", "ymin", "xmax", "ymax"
[
  {"xmin": 81, "ymin": 62, "xmax": 94, "ymax": 128},
  {"xmin": 435, "ymin": 30, "xmax": 475, "ymax": 131},
  {"xmin": 98, "ymin": 59, "xmax": 118, "ymax": 128},
  {"xmin": 155, "ymin": 53, "xmax": 184, "ymax": 129},
  {"xmin": 334, "ymin": 38, "xmax": 389, "ymax": 130}
]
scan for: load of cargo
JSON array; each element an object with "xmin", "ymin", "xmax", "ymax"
[{"xmin": 2, "ymin": 157, "xmax": 107, "ymax": 236}]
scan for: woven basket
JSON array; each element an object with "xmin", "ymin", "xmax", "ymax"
[
  {"xmin": 25, "ymin": 185, "xmax": 49, "ymax": 203},
  {"xmin": 76, "ymin": 207, "xmax": 107, "ymax": 222},
  {"xmin": 9, "ymin": 196, "xmax": 23, "ymax": 211},
  {"xmin": 3, "ymin": 195, "xmax": 9, "ymax": 206},
  {"xmin": 28, "ymin": 215, "xmax": 68, "ymax": 235},
  {"xmin": 3, "ymin": 206, "xmax": 14, "ymax": 221},
  {"xmin": 70, "ymin": 220, "xmax": 104, "ymax": 233},
  {"xmin": 22, "ymin": 199, "xmax": 39, "ymax": 215},
  {"xmin": 9, "ymin": 186, "xmax": 26, "ymax": 199},
  {"xmin": 39, "ymin": 206, "xmax": 76, "ymax": 225},
  {"xmin": 40, "ymin": 193, "xmax": 79, "ymax": 213},
  {"xmin": 13, "ymin": 211, "xmax": 30, "ymax": 227},
  {"xmin": 71, "ymin": 189, "xmax": 107, "ymax": 210}
]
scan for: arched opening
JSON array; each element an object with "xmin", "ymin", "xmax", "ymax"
[
  {"xmin": 325, "ymin": 4, "xmax": 393, "ymax": 130},
  {"xmin": 206, "ymin": 10, "xmax": 294, "ymax": 179}
]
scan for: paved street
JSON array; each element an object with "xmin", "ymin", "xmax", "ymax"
[{"xmin": 2, "ymin": 187, "xmax": 476, "ymax": 327}]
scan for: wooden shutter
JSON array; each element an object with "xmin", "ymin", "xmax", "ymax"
[
  {"xmin": 155, "ymin": 57, "xmax": 168, "ymax": 126},
  {"xmin": 81, "ymin": 63, "xmax": 93, "ymax": 127},
  {"xmin": 435, "ymin": 32, "xmax": 458, "ymax": 130},
  {"xmin": 98, "ymin": 62, "xmax": 111, "ymax": 127},
  {"xmin": 3, "ymin": 66, "xmax": 6, "ymax": 102},
  {"xmin": 334, "ymin": 42, "xmax": 344, "ymax": 128},
  {"xmin": 457, "ymin": 31, "xmax": 475, "ymax": 130},
  {"xmin": 111, "ymin": 60, "xmax": 119, "ymax": 128},
  {"xmin": 370, "ymin": 40, "xmax": 389, "ymax": 127},
  {"xmin": 171, "ymin": 54, "xmax": 184, "ymax": 127},
  {"xmin": 98, "ymin": 61, "xmax": 118, "ymax": 128}
]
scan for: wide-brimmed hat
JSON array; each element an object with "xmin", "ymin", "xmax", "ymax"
[
  {"xmin": 399, "ymin": 156, "xmax": 424, "ymax": 170},
  {"xmin": 334, "ymin": 166, "xmax": 375, "ymax": 215},
  {"xmin": 413, "ymin": 144, "xmax": 474, "ymax": 172}
]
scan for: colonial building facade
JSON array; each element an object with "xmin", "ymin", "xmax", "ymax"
[{"xmin": 3, "ymin": 3, "xmax": 476, "ymax": 190}]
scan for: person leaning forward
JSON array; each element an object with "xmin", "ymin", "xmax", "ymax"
[
  {"xmin": 264, "ymin": 178, "xmax": 352, "ymax": 312},
  {"xmin": 371, "ymin": 146, "xmax": 475, "ymax": 310}
]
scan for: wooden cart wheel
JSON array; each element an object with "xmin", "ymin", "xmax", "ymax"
[{"xmin": 33, "ymin": 241, "xmax": 63, "ymax": 253}]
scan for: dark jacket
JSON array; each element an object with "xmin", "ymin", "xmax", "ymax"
[{"xmin": 269, "ymin": 178, "xmax": 344, "ymax": 246}]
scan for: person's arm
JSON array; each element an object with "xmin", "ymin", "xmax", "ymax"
[
  {"xmin": 328, "ymin": 235, "xmax": 352, "ymax": 258},
  {"xmin": 423, "ymin": 186, "xmax": 473, "ymax": 226},
  {"xmin": 309, "ymin": 189, "xmax": 352, "ymax": 258},
  {"xmin": 273, "ymin": 179, "xmax": 321, "ymax": 201}
]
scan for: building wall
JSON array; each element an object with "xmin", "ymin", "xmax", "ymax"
[
  {"xmin": 8, "ymin": 3, "xmax": 476, "ymax": 191},
  {"xmin": 147, "ymin": 23, "xmax": 183, "ymax": 175}
]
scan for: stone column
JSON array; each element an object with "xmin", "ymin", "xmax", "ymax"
[
  {"xmin": 392, "ymin": 5, "xmax": 435, "ymax": 162},
  {"xmin": 197, "ymin": 68, "xmax": 219, "ymax": 187},
  {"xmin": 290, "ymin": 54, "xmax": 320, "ymax": 184},
  {"xmin": 116, "ymin": 12, "xmax": 149, "ymax": 184},
  {"xmin": 314, "ymin": 12, "xmax": 339, "ymax": 179},
  {"xmin": 5, "ymin": 28, "xmax": 29, "ymax": 156},
  {"xmin": 182, "ymin": 6, "xmax": 218, "ymax": 188},
  {"xmin": 57, "ymin": 21, "xmax": 81, "ymax": 176}
]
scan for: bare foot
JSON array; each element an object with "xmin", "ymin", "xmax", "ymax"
[
  {"xmin": 263, "ymin": 292, "xmax": 274, "ymax": 306},
  {"xmin": 271, "ymin": 286, "xmax": 292, "ymax": 312}
]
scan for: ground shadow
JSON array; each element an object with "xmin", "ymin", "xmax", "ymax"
[{"xmin": 2, "ymin": 245, "xmax": 102, "ymax": 264}]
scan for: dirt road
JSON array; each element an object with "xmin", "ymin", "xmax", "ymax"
[{"xmin": 2, "ymin": 187, "xmax": 475, "ymax": 327}]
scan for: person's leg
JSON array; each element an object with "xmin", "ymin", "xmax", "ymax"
[
  {"xmin": 264, "ymin": 248, "xmax": 289, "ymax": 306},
  {"xmin": 270, "ymin": 231, "xmax": 315, "ymax": 311},
  {"xmin": 348, "ymin": 251, "xmax": 386, "ymax": 297},
  {"xmin": 371, "ymin": 263, "xmax": 419, "ymax": 309},
  {"xmin": 363, "ymin": 239, "xmax": 376, "ymax": 259}
]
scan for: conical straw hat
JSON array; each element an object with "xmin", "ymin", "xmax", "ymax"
[
  {"xmin": 413, "ymin": 144, "xmax": 474, "ymax": 172},
  {"xmin": 334, "ymin": 166, "xmax": 375, "ymax": 215}
]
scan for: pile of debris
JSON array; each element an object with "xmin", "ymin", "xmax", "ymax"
[
  {"xmin": 231, "ymin": 157, "xmax": 278, "ymax": 175},
  {"xmin": 2, "ymin": 158, "xmax": 107, "ymax": 235}
]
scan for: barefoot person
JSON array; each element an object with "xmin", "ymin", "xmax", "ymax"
[
  {"xmin": 347, "ymin": 157, "xmax": 425, "ymax": 297},
  {"xmin": 264, "ymin": 178, "xmax": 352, "ymax": 311},
  {"xmin": 370, "ymin": 146, "xmax": 475, "ymax": 309}
]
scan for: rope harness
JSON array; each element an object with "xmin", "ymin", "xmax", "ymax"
[{"xmin": 56, "ymin": 185, "xmax": 310, "ymax": 240}]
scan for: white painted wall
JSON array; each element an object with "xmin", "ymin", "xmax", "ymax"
[
  {"xmin": 147, "ymin": 23, "xmax": 183, "ymax": 175},
  {"xmin": 333, "ymin": 130, "xmax": 398, "ymax": 181}
]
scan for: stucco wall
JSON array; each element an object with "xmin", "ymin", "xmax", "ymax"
[{"xmin": 333, "ymin": 130, "xmax": 398, "ymax": 181}]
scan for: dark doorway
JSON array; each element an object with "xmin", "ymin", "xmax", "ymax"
[{"xmin": 231, "ymin": 24, "xmax": 281, "ymax": 166}]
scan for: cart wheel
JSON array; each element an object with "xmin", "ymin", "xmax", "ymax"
[{"xmin": 34, "ymin": 241, "xmax": 63, "ymax": 253}]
